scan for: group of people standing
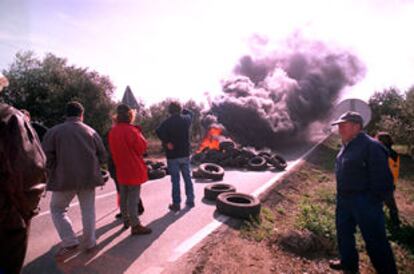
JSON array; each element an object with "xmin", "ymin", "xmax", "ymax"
[
  {"xmin": 1, "ymin": 71, "xmax": 194, "ymax": 273},
  {"xmin": 0, "ymin": 71, "xmax": 404, "ymax": 273},
  {"xmin": 43, "ymin": 100, "xmax": 195, "ymax": 260}
]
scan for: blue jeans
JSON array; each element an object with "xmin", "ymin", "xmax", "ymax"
[
  {"xmin": 167, "ymin": 157, "xmax": 194, "ymax": 205},
  {"xmin": 336, "ymin": 193, "xmax": 397, "ymax": 273}
]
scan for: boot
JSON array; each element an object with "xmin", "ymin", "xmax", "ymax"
[{"xmin": 131, "ymin": 224, "xmax": 152, "ymax": 235}]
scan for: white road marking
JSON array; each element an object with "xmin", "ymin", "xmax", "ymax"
[
  {"xmin": 167, "ymin": 135, "xmax": 330, "ymax": 263},
  {"xmin": 139, "ymin": 266, "xmax": 164, "ymax": 274},
  {"xmin": 33, "ymin": 190, "xmax": 117, "ymax": 219},
  {"xmin": 33, "ymin": 176, "xmax": 164, "ymax": 219},
  {"xmin": 167, "ymin": 215, "xmax": 229, "ymax": 262},
  {"xmin": 252, "ymin": 159, "xmax": 301, "ymax": 197}
]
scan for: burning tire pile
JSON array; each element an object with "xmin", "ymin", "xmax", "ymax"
[
  {"xmin": 191, "ymin": 141, "xmax": 288, "ymax": 173},
  {"xmin": 191, "ymin": 140, "xmax": 287, "ymax": 220}
]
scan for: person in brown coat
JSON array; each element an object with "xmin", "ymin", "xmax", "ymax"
[{"xmin": 0, "ymin": 73, "xmax": 47, "ymax": 273}]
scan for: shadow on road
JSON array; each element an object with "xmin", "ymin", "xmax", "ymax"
[
  {"xmin": 22, "ymin": 213, "xmax": 121, "ymax": 274},
  {"xmin": 53, "ymin": 208, "xmax": 191, "ymax": 273}
]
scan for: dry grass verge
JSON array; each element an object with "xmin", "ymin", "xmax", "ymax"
[{"xmin": 166, "ymin": 135, "xmax": 414, "ymax": 273}]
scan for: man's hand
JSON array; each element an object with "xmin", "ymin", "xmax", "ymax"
[{"xmin": 167, "ymin": 142, "xmax": 174, "ymax": 150}]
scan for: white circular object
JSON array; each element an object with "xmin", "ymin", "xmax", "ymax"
[{"xmin": 331, "ymin": 98, "xmax": 372, "ymax": 127}]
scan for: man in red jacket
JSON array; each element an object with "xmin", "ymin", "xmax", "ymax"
[{"xmin": 108, "ymin": 104, "xmax": 152, "ymax": 235}]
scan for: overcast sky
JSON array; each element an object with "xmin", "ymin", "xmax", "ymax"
[{"xmin": 1, "ymin": 0, "xmax": 413, "ymax": 105}]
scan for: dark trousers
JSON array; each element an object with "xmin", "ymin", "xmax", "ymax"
[
  {"xmin": 384, "ymin": 192, "xmax": 400, "ymax": 227},
  {"xmin": 0, "ymin": 223, "xmax": 30, "ymax": 274},
  {"xmin": 336, "ymin": 194, "xmax": 397, "ymax": 274},
  {"xmin": 109, "ymin": 158, "xmax": 144, "ymax": 214}
]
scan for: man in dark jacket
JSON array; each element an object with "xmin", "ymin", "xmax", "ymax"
[
  {"xmin": 42, "ymin": 101, "xmax": 107, "ymax": 260},
  {"xmin": 329, "ymin": 111, "xmax": 397, "ymax": 274},
  {"xmin": 0, "ymin": 73, "xmax": 47, "ymax": 273},
  {"xmin": 156, "ymin": 101, "xmax": 194, "ymax": 212}
]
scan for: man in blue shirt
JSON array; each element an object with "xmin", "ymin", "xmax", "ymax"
[
  {"xmin": 330, "ymin": 111, "xmax": 397, "ymax": 274},
  {"xmin": 156, "ymin": 101, "xmax": 194, "ymax": 212}
]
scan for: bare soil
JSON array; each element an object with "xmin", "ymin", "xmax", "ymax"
[{"xmin": 165, "ymin": 136, "xmax": 414, "ymax": 274}]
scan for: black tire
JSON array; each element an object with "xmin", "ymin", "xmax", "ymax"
[
  {"xmin": 150, "ymin": 161, "xmax": 164, "ymax": 169},
  {"xmin": 219, "ymin": 141, "xmax": 235, "ymax": 151},
  {"xmin": 258, "ymin": 151, "xmax": 271, "ymax": 158},
  {"xmin": 148, "ymin": 168, "xmax": 166, "ymax": 180},
  {"xmin": 216, "ymin": 192, "xmax": 261, "ymax": 219},
  {"xmin": 204, "ymin": 183, "xmax": 236, "ymax": 201},
  {"xmin": 234, "ymin": 155, "xmax": 249, "ymax": 168},
  {"xmin": 247, "ymin": 156, "xmax": 268, "ymax": 171},
  {"xmin": 199, "ymin": 163, "xmax": 225, "ymax": 180},
  {"xmin": 192, "ymin": 167, "xmax": 204, "ymax": 179},
  {"xmin": 269, "ymin": 154, "xmax": 288, "ymax": 170},
  {"xmin": 191, "ymin": 153, "xmax": 205, "ymax": 164},
  {"xmin": 240, "ymin": 148, "xmax": 256, "ymax": 159}
]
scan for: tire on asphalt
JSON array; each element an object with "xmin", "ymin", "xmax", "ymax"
[
  {"xmin": 269, "ymin": 154, "xmax": 288, "ymax": 171},
  {"xmin": 192, "ymin": 167, "xmax": 204, "ymax": 179},
  {"xmin": 216, "ymin": 192, "xmax": 261, "ymax": 219},
  {"xmin": 199, "ymin": 163, "xmax": 225, "ymax": 181},
  {"xmin": 150, "ymin": 161, "xmax": 164, "ymax": 169},
  {"xmin": 247, "ymin": 156, "xmax": 268, "ymax": 171},
  {"xmin": 148, "ymin": 168, "xmax": 166, "ymax": 180},
  {"xmin": 204, "ymin": 183, "xmax": 236, "ymax": 201}
]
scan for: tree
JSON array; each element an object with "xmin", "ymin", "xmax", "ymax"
[
  {"xmin": 1, "ymin": 51, "xmax": 115, "ymax": 135},
  {"xmin": 140, "ymin": 99, "xmax": 205, "ymax": 141},
  {"xmin": 401, "ymin": 86, "xmax": 414, "ymax": 153},
  {"xmin": 368, "ymin": 86, "xmax": 414, "ymax": 155},
  {"xmin": 367, "ymin": 87, "xmax": 404, "ymax": 135}
]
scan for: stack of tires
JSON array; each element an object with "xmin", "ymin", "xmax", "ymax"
[
  {"xmin": 191, "ymin": 141, "xmax": 287, "ymax": 171},
  {"xmin": 203, "ymin": 182, "xmax": 261, "ymax": 220},
  {"xmin": 146, "ymin": 160, "xmax": 168, "ymax": 180}
]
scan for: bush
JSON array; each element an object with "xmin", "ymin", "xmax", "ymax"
[{"xmin": 295, "ymin": 198, "xmax": 336, "ymax": 243}]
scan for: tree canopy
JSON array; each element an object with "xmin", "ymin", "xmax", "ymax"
[
  {"xmin": 1, "ymin": 51, "xmax": 115, "ymax": 135},
  {"xmin": 368, "ymin": 86, "xmax": 414, "ymax": 151}
]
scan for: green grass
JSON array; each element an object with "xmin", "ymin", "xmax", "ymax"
[
  {"xmin": 237, "ymin": 134, "xmax": 414, "ymax": 271},
  {"xmin": 316, "ymin": 187, "xmax": 336, "ymax": 205},
  {"xmin": 295, "ymin": 196, "xmax": 336, "ymax": 243},
  {"xmin": 240, "ymin": 207, "xmax": 276, "ymax": 242}
]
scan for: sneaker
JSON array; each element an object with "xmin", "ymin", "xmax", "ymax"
[
  {"xmin": 329, "ymin": 260, "xmax": 358, "ymax": 273},
  {"xmin": 131, "ymin": 224, "xmax": 152, "ymax": 235},
  {"xmin": 55, "ymin": 244, "xmax": 79, "ymax": 261},
  {"xmin": 168, "ymin": 203, "xmax": 180, "ymax": 212}
]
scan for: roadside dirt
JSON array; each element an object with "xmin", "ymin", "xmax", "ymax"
[{"xmin": 165, "ymin": 136, "xmax": 414, "ymax": 274}]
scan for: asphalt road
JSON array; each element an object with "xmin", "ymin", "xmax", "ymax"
[{"xmin": 22, "ymin": 138, "xmax": 323, "ymax": 274}]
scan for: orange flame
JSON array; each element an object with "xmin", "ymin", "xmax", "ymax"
[{"xmin": 197, "ymin": 126, "xmax": 222, "ymax": 153}]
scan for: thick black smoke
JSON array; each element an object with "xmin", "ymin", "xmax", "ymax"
[{"xmin": 208, "ymin": 35, "xmax": 366, "ymax": 149}]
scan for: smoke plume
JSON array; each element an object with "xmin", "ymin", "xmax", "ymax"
[{"xmin": 208, "ymin": 35, "xmax": 366, "ymax": 149}]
